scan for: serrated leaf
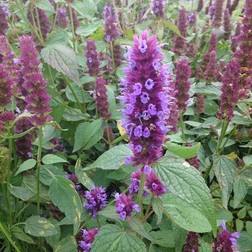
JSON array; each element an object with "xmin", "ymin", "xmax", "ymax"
[
  {"xmin": 63, "ymin": 107, "xmax": 89, "ymax": 121},
  {"xmin": 150, "ymin": 230, "xmax": 175, "ymax": 248},
  {"xmin": 24, "ymin": 216, "xmax": 58, "ymax": 237},
  {"xmin": 15, "ymin": 159, "xmax": 36, "ymax": 175},
  {"xmin": 154, "ymin": 155, "xmax": 216, "ymax": 233},
  {"xmin": 91, "ymin": 224, "xmax": 146, "ymax": 252},
  {"xmin": 88, "ymin": 145, "xmax": 132, "ymax": 170},
  {"xmin": 42, "ymin": 154, "xmax": 68, "ymax": 165},
  {"xmin": 48, "ymin": 176, "xmax": 82, "ymax": 234},
  {"xmin": 233, "ymin": 177, "xmax": 248, "ymax": 208},
  {"xmin": 128, "ymin": 218, "xmax": 153, "ymax": 241},
  {"xmin": 54, "ymin": 236, "xmax": 77, "ymax": 252},
  {"xmin": 76, "ymin": 21, "xmax": 101, "ymax": 36},
  {"xmin": 213, "ymin": 155, "xmax": 236, "ymax": 209},
  {"xmin": 73, "ymin": 119, "xmax": 103, "ymax": 152},
  {"xmin": 41, "ymin": 44, "xmax": 79, "ymax": 83}
]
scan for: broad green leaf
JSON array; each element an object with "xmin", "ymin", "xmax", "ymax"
[
  {"xmin": 128, "ymin": 218, "xmax": 153, "ymax": 241},
  {"xmin": 91, "ymin": 224, "xmax": 146, "ymax": 252},
  {"xmin": 243, "ymin": 155, "xmax": 252, "ymax": 166},
  {"xmin": 48, "ymin": 176, "xmax": 82, "ymax": 234},
  {"xmin": 76, "ymin": 21, "xmax": 102, "ymax": 37},
  {"xmin": 238, "ymin": 232, "xmax": 252, "ymax": 251},
  {"xmin": 41, "ymin": 44, "xmax": 79, "ymax": 83},
  {"xmin": 24, "ymin": 216, "xmax": 58, "ymax": 237},
  {"xmin": 152, "ymin": 198, "xmax": 163, "ymax": 225},
  {"xmin": 73, "ymin": 119, "xmax": 103, "ymax": 152},
  {"xmin": 9, "ymin": 184, "xmax": 34, "ymax": 201},
  {"xmin": 42, "ymin": 154, "xmax": 67, "ymax": 165},
  {"xmin": 233, "ymin": 177, "xmax": 248, "ymax": 208},
  {"xmin": 72, "ymin": 0, "xmax": 97, "ymax": 19},
  {"xmin": 40, "ymin": 165, "xmax": 66, "ymax": 186},
  {"xmin": 15, "ymin": 159, "xmax": 36, "ymax": 175},
  {"xmin": 213, "ymin": 156, "xmax": 236, "ymax": 209},
  {"xmin": 154, "ymin": 155, "xmax": 216, "ymax": 233},
  {"xmin": 246, "ymin": 222, "xmax": 252, "ymax": 236},
  {"xmin": 98, "ymin": 206, "xmax": 119, "ymax": 221},
  {"xmin": 164, "ymin": 142, "xmax": 201, "ymax": 159},
  {"xmin": 88, "ymin": 145, "xmax": 132, "ymax": 170},
  {"xmin": 65, "ymin": 85, "xmax": 85, "ymax": 103},
  {"xmin": 12, "ymin": 226, "xmax": 35, "ymax": 244},
  {"xmin": 162, "ymin": 194, "xmax": 212, "ymax": 232},
  {"xmin": 150, "ymin": 230, "xmax": 175, "ymax": 248},
  {"xmin": 163, "ymin": 20, "xmax": 181, "ymax": 36},
  {"xmin": 199, "ymin": 240, "xmax": 212, "ymax": 252},
  {"xmin": 63, "ymin": 107, "xmax": 89, "ymax": 121},
  {"xmin": 54, "ymin": 236, "xmax": 77, "ymax": 252},
  {"xmin": 107, "ymin": 85, "xmax": 121, "ymax": 120},
  {"xmin": 35, "ymin": 0, "xmax": 54, "ymax": 12}
]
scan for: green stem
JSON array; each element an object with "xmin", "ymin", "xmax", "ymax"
[
  {"xmin": 68, "ymin": 3, "xmax": 77, "ymax": 52},
  {"xmin": 36, "ymin": 127, "xmax": 43, "ymax": 215},
  {"xmin": 7, "ymin": 130, "xmax": 13, "ymax": 226},
  {"xmin": 179, "ymin": 113, "xmax": 186, "ymax": 141},
  {"xmin": 216, "ymin": 120, "xmax": 229, "ymax": 155},
  {"xmin": 65, "ymin": 80, "xmax": 83, "ymax": 112},
  {"xmin": 0, "ymin": 221, "xmax": 21, "ymax": 252}
]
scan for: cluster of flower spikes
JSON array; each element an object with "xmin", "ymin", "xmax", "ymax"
[
  {"xmin": 56, "ymin": 7, "xmax": 68, "ymax": 28},
  {"xmin": 173, "ymin": 8, "xmax": 188, "ymax": 55},
  {"xmin": 95, "ymin": 77, "xmax": 111, "ymax": 120},
  {"xmin": 151, "ymin": 0, "xmax": 166, "ymax": 18},
  {"xmin": 84, "ymin": 187, "xmax": 107, "ymax": 217},
  {"xmin": 212, "ymin": 0, "xmax": 224, "ymax": 28},
  {"xmin": 174, "ymin": 58, "xmax": 191, "ymax": 113},
  {"xmin": 103, "ymin": 4, "xmax": 120, "ymax": 42},
  {"xmin": 86, "ymin": 40, "xmax": 100, "ymax": 76},
  {"xmin": 28, "ymin": 6, "xmax": 51, "ymax": 39},
  {"xmin": 213, "ymin": 221, "xmax": 240, "ymax": 252},
  {"xmin": 217, "ymin": 58, "xmax": 240, "ymax": 121},
  {"xmin": 0, "ymin": 3, "xmax": 8, "ymax": 35},
  {"xmin": 15, "ymin": 117, "xmax": 33, "ymax": 159},
  {"xmin": 223, "ymin": 8, "xmax": 231, "ymax": 39},
  {"xmin": 121, "ymin": 31, "xmax": 171, "ymax": 165},
  {"xmin": 197, "ymin": 0, "xmax": 204, "ymax": 12},
  {"xmin": 233, "ymin": 0, "xmax": 252, "ymax": 99},
  {"xmin": 19, "ymin": 36, "xmax": 51, "ymax": 126},
  {"xmin": 183, "ymin": 232, "xmax": 199, "ymax": 252},
  {"xmin": 78, "ymin": 228, "xmax": 98, "ymax": 252}
]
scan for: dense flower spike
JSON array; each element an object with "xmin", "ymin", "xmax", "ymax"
[
  {"xmin": 86, "ymin": 40, "xmax": 100, "ymax": 76},
  {"xmin": 95, "ymin": 77, "xmax": 110, "ymax": 119},
  {"xmin": 103, "ymin": 4, "xmax": 120, "ymax": 42},
  {"xmin": 204, "ymin": 50, "xmax": 218, "ymax": 81},
  {"xmin": 197, "ymin": 0, "xmax": 204, "ymax": 12},
  {"xmin": 188, "ymin": 12, "xmax": 197, "ymax": 26},
  {"xmin": 28, "ymin": 7, "xmax": 51, "ymax": 39},
  {"xmin": 226, "ymin": 0, "xmax": 232, "ymax": 12},
  {"xmin": 121, "ymin": 31, "xmax": 171, "ymax": 165},
  {"xmin": 195, "ymin": 94, "xmax": 205, "ymax": 114},
  {"xmin": 213, "ymin": 222, "xmax": 240, "ymax": 252},
  {"xmin": 212, "ymin": 0, "xmax": 224, "ymax": 27},
  {"xmin": 223, "ymin": 9, "xmax": 231, "ymax": 39},
  {"xmin": 113, "ymin": 44, "xmax": 122, "ymax": 67},
  {"xmin": 78, "ymin": 228, "xmax": 98, "ymax": 252},
  {"xmin": 15, "ymin": 117, "xmax": 33, "ymax": 159},
  {"xmin": 84, "ymin": 187, "xmax": 107, "ymax": 217},
  {"xmin": 183, "ymin": 232, "xmax": 199, "ymax": 252},
  {"xmin": 174, "ymin": 58, "xmax": 191, "ymax": 112},
  {"xmin": 115, "ymin": 193, "xmax": 140, "ymax": 220},
  {"xmin": 0, "ymin": 3, "xmax": 8, "ymax": 35},
  {"xmin": 19, "ymin": 36, "xmax": 51, "ymax": 126},
  {"xmin": 0, "ymin": 68, "xmax": 11, "ymax": 106},
  {"xmin": 151, "ymin": 0, "xmax": 166, "ymax": 18},
  {"xmin": 218, "ymin": 58, "xmax": 240, "ymax": 121},
  {"xmin": 234, "ymin": 0, "xmax": 252, "ymax": 98},
  {"xmin": 173, "ymin": 8, "xmax": 188, "ymax": 55},
  {"xmin": 231, "ymin": 23, "xmax": 241, "ymax": 52},
  {"xmin": 56, "ymin": 7, "xmax": 68, "ymax": 28},
  {"xmin": 202, "ymin": 33, "xmax": 217, "ymax": 68}
]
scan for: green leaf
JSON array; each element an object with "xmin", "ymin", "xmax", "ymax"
[
  {"xmin": 35, "ymin": 0, "xmax": 54, "ymax": 12},
  {"xmin": 76, "ymin": 21, "xmax": 102, "ymax": 37},
  {"xmin": 213, "ymin": 156, "xmax": 236, "ymax": 209},
  {"xmin": 152, "ymin": 198, "xmax": 163, "ymax": 225},
  {"xmin": 243, "ymin": 155, "xmax": 252, "ymax": 166},
  {"xmin": 107, "ymin": 85, "xmax": 121, "ymax": 120},
  {"xmin": 128, "ymin": 218, "xmax": 153, "ymax": 241},
  {"xmin": 246, "ymin": 222, "xmax": 252, "ymax": 236},
  {"xmin": 65, "ymin": 85, "xmax": 85, "ymax": 103},
  {"xmin": 91, "ymin": 224, "xmax": 146, "ymax": 252},
  {"xmin": 88, "ymin": 145, "xmax": 132, "ymax": 170},
  {"xmin": 42, "ymin": 154, "xmax": 68, "ymax": 165},
  {"xmin": 54, "ymin": 236, "xmax": 77, "ymax": 252},
  {"xmin": 199, "ymin": 240, "xmax": 212, "ymax": 252},
  {"xmin": 233, "ymin": 177, "xmax": 248, "ymax": 208},
  {"xmin": 9, "ymin": 184, "xmax": 34, "ymax": 201},
  {"xmin": 75, "ymin": 161, "xmax": 94, "ymax": 190},
  {"xmin": 238, "ymin": 232, "xmax": 252, "ymax": 251},
  {"xmin": 24, "ymin": 216, "xmax": 58, "ymax": 237},
  {"xmin": 154, "ymin": 155, "xmax": 216, "ymax": 233},
  {"xmin": 63, "ymin": 107, "xmax": 89, "ymax": 121},
  {"xmin": 163, "ymin": 20, "xmax": 181, "ymax": 36},
  {"xmin": 15, "ymin": 159, "xmax": 37, "ymax": 175},
  {"xmin": 164, "ymin": 142, "xmax": 201, "ymax": 159},
  {"xmin": 41, "ymin": 44, "xmax": 79, "ymax": 83},
  {"xmin": 72, "ymin": 0, "xmax": 97, "ymax": 19},
  {"xmin": 162, "ymin": 194, "xmax": 212, "ymax": 232},
  {"xmin": 48, "ymin": 176, "xmax": 82, "ymax": 234},
  {"xmin": 150, "ymin": 230, "xmax": 175, "ymax": 248},
  {"xmin": 98, "ymin": 206, "xmax": 119, "ymax": 221},
  {"xmin": 12, "ymin": 226, "xmax": 35, "ymax": 244},
  {"xmin": 40, "ymin": 165, "xmax": 66, "ymax": 186},
  {"xmin": 73, "ymin": 119, "xmax": 103, "ymax": 152}
]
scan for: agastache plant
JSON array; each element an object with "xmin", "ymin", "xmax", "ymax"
[
  {"xmin": 223, "ymin": 8, "xmax": 231, "ymax": 39},
  {"xmin": 78, "ymin": 228, "xmax": 98, "ymax": 252},
  {"xmin": 212, "ymin": 0, "xmax": 224, "ymax": 28},
  {"xmin": 86, "ymin": 40, "xmax": 100, "ymax": 76},
  {"xmin": 56, "ymin": 7, "xmax": 68, "ymax": 28},
  {"xmin": 0, "ymin": 3, "xmax": 8, "ymax": 35},
  {"xmin": 183, "ymin": 232, "xmax": 199, "ymax": 252},
  {"xmin": 151, "ymin": 0, "xmax": 166, "ymax": 18}
]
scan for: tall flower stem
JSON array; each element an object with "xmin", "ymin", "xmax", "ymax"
[
  {"xmin": 36, "ymin": 127, "xmax": 43, "ymax": 214},
  {"xmin": 179, "ymin": 113, "xmax": 186, "ymax": 141},
  {"xmin": 216, "ymin": 119, "xmax": 229, "ymax": 155}
]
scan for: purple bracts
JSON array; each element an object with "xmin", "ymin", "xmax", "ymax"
[
  {"xmin": 218, "ymin": 58, "xmax": 240, "ymax": 121},
  {"xmin": 213, "ymin": 222, "xmax": 240, "ymax": 252},
  {"xmin": 56, "ymin": 7, "xmax": 68, "ymax": 28},
  {"xmin": 103, "ymin": 4, "xmax": 120, "ymax": 42},
  {"xmin": 113, "ymin": 44, "xmax": 122, "ymax": 67},
  {"xmin": 0, "ymin": 68, "xmax": 11, "ymax": 106},
  {"xmin": 0, "ymin": 3, "xmax": 8, "ymax": 35},
  {"xmin": 213, "ymin": 0, "xmax": 224, "ymax": 28},
  {"xmin": 84, "ymin": 187, "xmax": 107, "ymax": 217},
  {"xmin": 196, "ymin": 94, "xmax": 205, "ymax": 114},
  {"xmin": 174, "ymin": 58, "xmax": 191, "ymax": 112},
  {"xmin": 121, "ymin": 31, "xmax": 171, "ymax": 165},
  {"xmin": 197, "ymin": 0, "xmax": 204, "ymax": 12},
  {"xmin": 79, "ymin": 228, "xmax": 98, "ymax": 252},
  {"xmin": 96, "ymin": 77, "xmax": 111, "ymax": 119},
  {"xmin": 19, "ymin": 36, "xmax": 51, "ymax": 126},
  {"xmin": 223, "ymin": 9, "xmax": 231, "ymax": 39},
  {"xmin": 151, "ymin": 0, "xmax": 166, "ymax": 18},
  {"xmin": 204, "ymin": 50, "xmax": 218, "ymax": 81},
  {"xmin": 183, "ymin": 232, "xmax": 199, "ymax": 252},
  {"xmin": 115, "ymin": 193, "xmax": 140, "ymax": 220},
  {"xmin": 86, "ymin": 40, "xmax": 99, "ymax": 76}
]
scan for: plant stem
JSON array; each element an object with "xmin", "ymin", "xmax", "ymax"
[
  {"xmin": 179, "ymin": 113, "xmax": 186, "ymax": 141},
  {"xmin": 65, "ymin": 80, "xmax": 83, "ymax": 112},
  {"xmin": 7, "ymin": 129, "xmax": 13, "ymax": 226},
  {"xmin": 36, "ymin": 127, "xmax": 43, "ymax": 215},
  {"xmin": 216, "ymin": 119, "xmax": 229, "ymax": 154},
  {"xmin": 137, "ymin": 172, "xmax": 145, "ymax": 216}
]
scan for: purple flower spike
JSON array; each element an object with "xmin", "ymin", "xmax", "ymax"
[
  {"xmin": 0, "ymin": 68, "xmax": 11, "ymax": 106},
  {"xmin": 0, "ymin": 3, "xmax": 8, "ymax": 35},
  {"xmin": 212, "ymin": 0, "xmax": 224, "ymax": 28},
  {"xmin": 121, "ymin": 31, "xmax": 172, "ymax": 165},
  {"xmin": 204, "ymin": 50, "xmax": 218, "ymax": 81},
  {"xmin": 78, "ymin": 228, "xmax": 98, "ymax": 252},
  {"xmin": 151, "ymin": 0, "xmax": 166, "ymax": 18},
  {"xmin": 86, "ymin": 40, "xmax": 99, "ymax": 76},
  {"xmin": 223, "ymin": 8, "xmax": 231, "ymax": 39},
  {"xmin": 183, "ymin": 232, "xmax": 199, "ymax": 252},
  {"xmin": 115, "ymin": 193, "xmax": 140, "ymax": 220},
  {"xmin": 56, "ymin": 7, "xmax": 68, "ymax": 28},
  {"xmin": 84, "ymin": 187, "xmax": 107, "ymax": 217}
]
